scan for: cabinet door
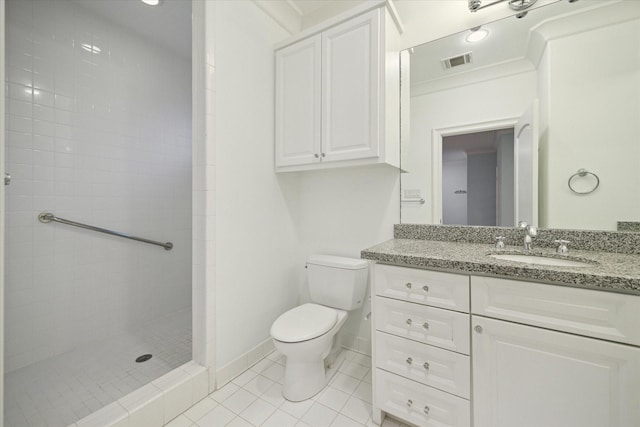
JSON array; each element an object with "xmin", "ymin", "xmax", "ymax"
[
  {"xmin": 322, "ymin": 9, "xmax": 380, "ymax": 162},
  {"xmin": 472, "ymin": 315, "xmax": 640, "ymax": 427},
  {"xmin": 275, "ymin": 35, "xmax": 322, "ymax": 168}
]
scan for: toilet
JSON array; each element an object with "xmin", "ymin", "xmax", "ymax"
[{"xmin": 270, "ymin": 255, "xmax": 369, "ymax": 401}]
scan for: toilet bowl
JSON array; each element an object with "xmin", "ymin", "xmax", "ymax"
[
  {"xmin": 270, "ymin": 255, "xmax": 369, "ymax": 401},
  {"xmin": 272, "ymin": 303, "xmax": 347, "ymax": 401}
]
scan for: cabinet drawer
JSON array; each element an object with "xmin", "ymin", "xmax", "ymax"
[
  {"xmin": 375, "ymin": 369, "xmax": 470, "ymax": 427},
  {"xmin": 375, "ymin": 331, "xmax": 470, "ymax": 398},
  {"xmin": 375, "ymin": 297, "xmax": 470, "ymax": 354},
  {"xmin": 375, "ymin": 264, "xmax": 469, "ymax": 312},
  {"xmin": 471, "ymin": 276, "xmax": 640, "ymax": 346}
]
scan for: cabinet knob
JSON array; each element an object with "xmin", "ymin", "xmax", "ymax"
[
  {"xmin": 314, "ymin": 153, "xmax": 319, "ymax": 158},
  {"xmin": 424, "ymin": 406, "xmax": 430, "ymax": 415},
  {"xmin": 406, "ymin": 318, "xmax": 412, "ymax": 326},
  {"xmin": 474, "ymin": 325, "xmax": 483, "ymax": 334},
  {"xmin": 422, "ymin": 322, "xmax": 429, "ymax": 330},
  {"xmin": 405, "ymin": 282, "xmax": 412, "ymax": 289},
  {"xmin": 321, "ymin": 153, "xmax": 326, "ymax": 157},
  {"xmin": 406, "ymin": 357, "xmax": 413, "ymax": 365},
  {"xmin": 423, "ymin": 361, "xmax": 430, "ymax": 370},
  {"xmin": 407, "ymin": 399, "xmax": 413, "ymax": 407},
  {"xmin": 423, "ymin": 285, "xmax": 429, "ymax": 292}
]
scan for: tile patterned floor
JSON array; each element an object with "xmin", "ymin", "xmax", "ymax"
[
  {"xmin": 4, "ymin": 309, "xmax": 192, "ymax": 427},
  {"xmin": 167, "ymin": 349, "xmax": 413, "ymax": 427}
]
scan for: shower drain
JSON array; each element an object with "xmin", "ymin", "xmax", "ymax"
[{"xmin": 136, "ymin": 354, "xmax": 153, "ymax": 363}]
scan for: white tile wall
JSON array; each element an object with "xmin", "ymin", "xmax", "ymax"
[{"xmin": 4, "ymin": 0, "xmax": 192, "ymax": 372}]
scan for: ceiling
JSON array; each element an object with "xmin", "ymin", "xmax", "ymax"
[
  {"xmin": 72, "ymin": 0, "xmax": 351, "ymax": 60},
  {"xmin": 287, "ymin": 0, "xmax": 338, "ymax": 16},
  {"xmin": 72, "ymin": 0, "xmax": 192, "ymax": 59},
  {"xmin": 408, "ymin": 0, "xmax": 629, "ymax": 89}
]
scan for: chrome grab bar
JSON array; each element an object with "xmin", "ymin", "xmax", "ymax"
[{"xmin": 38, "ymin": 212, "xmax": 173, "ymax": 251}]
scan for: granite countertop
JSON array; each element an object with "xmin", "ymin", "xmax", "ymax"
[{"xmin": 361, "ymin": 238, "xmax": 640, "ymax": 295}]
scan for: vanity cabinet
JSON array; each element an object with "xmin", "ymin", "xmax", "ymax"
[
  {"xmin": 372, "ymin": 264, "xmax": 471, "ymax": 427},
  {"xmin": 471, "ymin": 276, "xmax": 640, "ymax": 427},
  {"xmin": 371, "ymin": 265, "xmax": 640, "ymax": 427},
  {"xmin": 275, "ymin": 4, "xmax": 401, "ymax": 172}
]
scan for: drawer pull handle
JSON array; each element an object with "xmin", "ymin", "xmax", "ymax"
[
  {"xmin": 423, "ymin": 362, "xmax": 430, "ymax": 370},
  {"xmin": 406, "ymin": 357, "xmax": 413, "ymax": 365},
  {"xmin": 424, "ymin": 406, "xmax": 430, "ymax": 415},
  {"xmin": 423, "ymin": 322, "xmax": 429, "ymax": 330},
  {"xmin": 406, "ymin": 318, "xmax": 412, "ymax": 326},
  {"xmin": 423, "ymin": 285, "xmax": 429, "ymax": 292},
  {"xmin": 405, "ymin": 282, "xmax": 412, "ymax": 289},
  {"xmin": 407, "ymin": 399, "xmax": 413, "ymax": 407},
  {"xmin": 474, "ymin": 325, "xmax": 483, "ymax": 334}
]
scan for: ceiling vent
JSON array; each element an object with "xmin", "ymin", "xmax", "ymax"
[{"xmin": 441, "ymin": 52, "xmax": 473, "ymax": 70}]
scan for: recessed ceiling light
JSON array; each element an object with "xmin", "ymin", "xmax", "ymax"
[
  {"xmin": 141, "ymin": 0, "xmax": 163, "ymax": 5},
  {"xmin": 466, "ymin": 27, "xmax": 489, "ymax": 43},
  {"xmin": 80, "ymin": 43, "xmax": 101, "ymax": 54}
]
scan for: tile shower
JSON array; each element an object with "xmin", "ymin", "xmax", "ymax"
[{"xmin": 3, "ymin": 0, "xmax": 192, "ymax": 425}]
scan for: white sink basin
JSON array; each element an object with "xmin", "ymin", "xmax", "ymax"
[{"xmin": 489, "ymin": 254, "xmax": 592, "ymax": 267}]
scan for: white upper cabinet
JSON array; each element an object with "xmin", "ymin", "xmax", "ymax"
[
  {"xmin": 275, "ymin": 4, "xmax": 401, "ymax": 172},
  {"xmin": 321, "ymin": 10, "xmax": 380, "ymax": 163},
  {"xmin": 275, "ymin": 35, "xmax": 322, "ymax": 168}
]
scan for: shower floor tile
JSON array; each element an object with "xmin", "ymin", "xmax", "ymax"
[{"xmin": 4, "ymin": 309, "xmax": 192, "ymax": 427}]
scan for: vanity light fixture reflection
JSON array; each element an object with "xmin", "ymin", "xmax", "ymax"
[
  {"xmin": 466, "ymin": 27, "xmax": 489, "ymax": 43},
  {"xmin": 141, "ymin": 0, "xmax": 163, "ymax": 5},
  {"xmin": 469, "ymin": 0, "xmax": 538, "ymax": 13}
]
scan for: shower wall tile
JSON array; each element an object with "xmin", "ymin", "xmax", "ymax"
[{"xmin": 4, "ymin": 0, "xmax": 192, "ymax": 373}]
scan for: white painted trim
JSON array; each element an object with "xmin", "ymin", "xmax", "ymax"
[
  {"xmin": 275, "ymin": 0, "xmax": 386, "ymax": 50},
  {"xmin": 215, "ymin": 338, "xmax": 276, "ymax": 387},
  {"xmin": 254, "ymin": 0, "xmax": 302, "ymax": 35},
  {"xmin": 385, "ymin": 0, "xmax": 404, "ymax": 35},
  {"xmin": 431, "ymin": 118, "xmax": 518, "ymax": 225}
]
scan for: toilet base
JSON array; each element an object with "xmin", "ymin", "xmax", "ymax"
[
  {"xmin": 282, "ymin": 346, "xmax": 346, "ymax": 402},
  {"xmin": 282, "ymin": 358, "xmax": 326, "ymax": 401}
]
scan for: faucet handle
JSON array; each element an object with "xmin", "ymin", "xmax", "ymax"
[
  {"xmin": 554, "ymin": 239, "xmax": 570, "ymax": 254},
  {"xmin": 495, "ymin": 236, "xmax": 506, "ymax": 249},
  {"xmin": 518, "ymin": 221, "xmax": 528, "ymax": 228},
  {"xmin": 527, "ymin": 225, "xmax": 538, "ymax": 237}
]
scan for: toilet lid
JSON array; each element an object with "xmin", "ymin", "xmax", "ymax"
[{"xmin": 271, "ymin": 303, "xmax": 338, "ymax": 343}]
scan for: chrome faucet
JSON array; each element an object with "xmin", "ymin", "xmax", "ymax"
[{"xmin": 518, "ymin": 221, "xmax": 537, "ymax": 251}]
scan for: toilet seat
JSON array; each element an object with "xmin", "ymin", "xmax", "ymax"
[{"xmin": 271, "ymin": 303, "xmax": 338, "ymax": 343}]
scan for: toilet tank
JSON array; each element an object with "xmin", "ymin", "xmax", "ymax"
[{"xmin": 307, "ymin": 255, "xmax": 369, "ymax": 311}]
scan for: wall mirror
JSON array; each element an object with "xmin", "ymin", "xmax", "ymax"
[{"xmin": 400, "ymin": 0, "xmax": 640, "ymax": 231}]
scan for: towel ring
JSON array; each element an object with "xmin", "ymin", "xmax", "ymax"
[{"xmin": 568, "ymin": 168, "xmax": 599, "ymax": 195}]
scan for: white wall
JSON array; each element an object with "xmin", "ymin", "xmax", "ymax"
[
  {"xmin": 211, "ymin": 1, "xmax": 301, "ymax": 369},
  {"xmin": 403, "ymin": 71, "xmax": 537, "ymax": 224},
  {"xmin": 297, "ymin": 166, "xmax": 399, "ymax": 354},
  {"xmin": 210, "ymin": 1, "xmax": 400, "ymax": 368},
  {"xmin": 540, "ymin": 19, "xmax": 640, "ymax": 230},
  {"xmin": 4, "ymin": 0, "xmax": 192, "ymax": 372}
]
